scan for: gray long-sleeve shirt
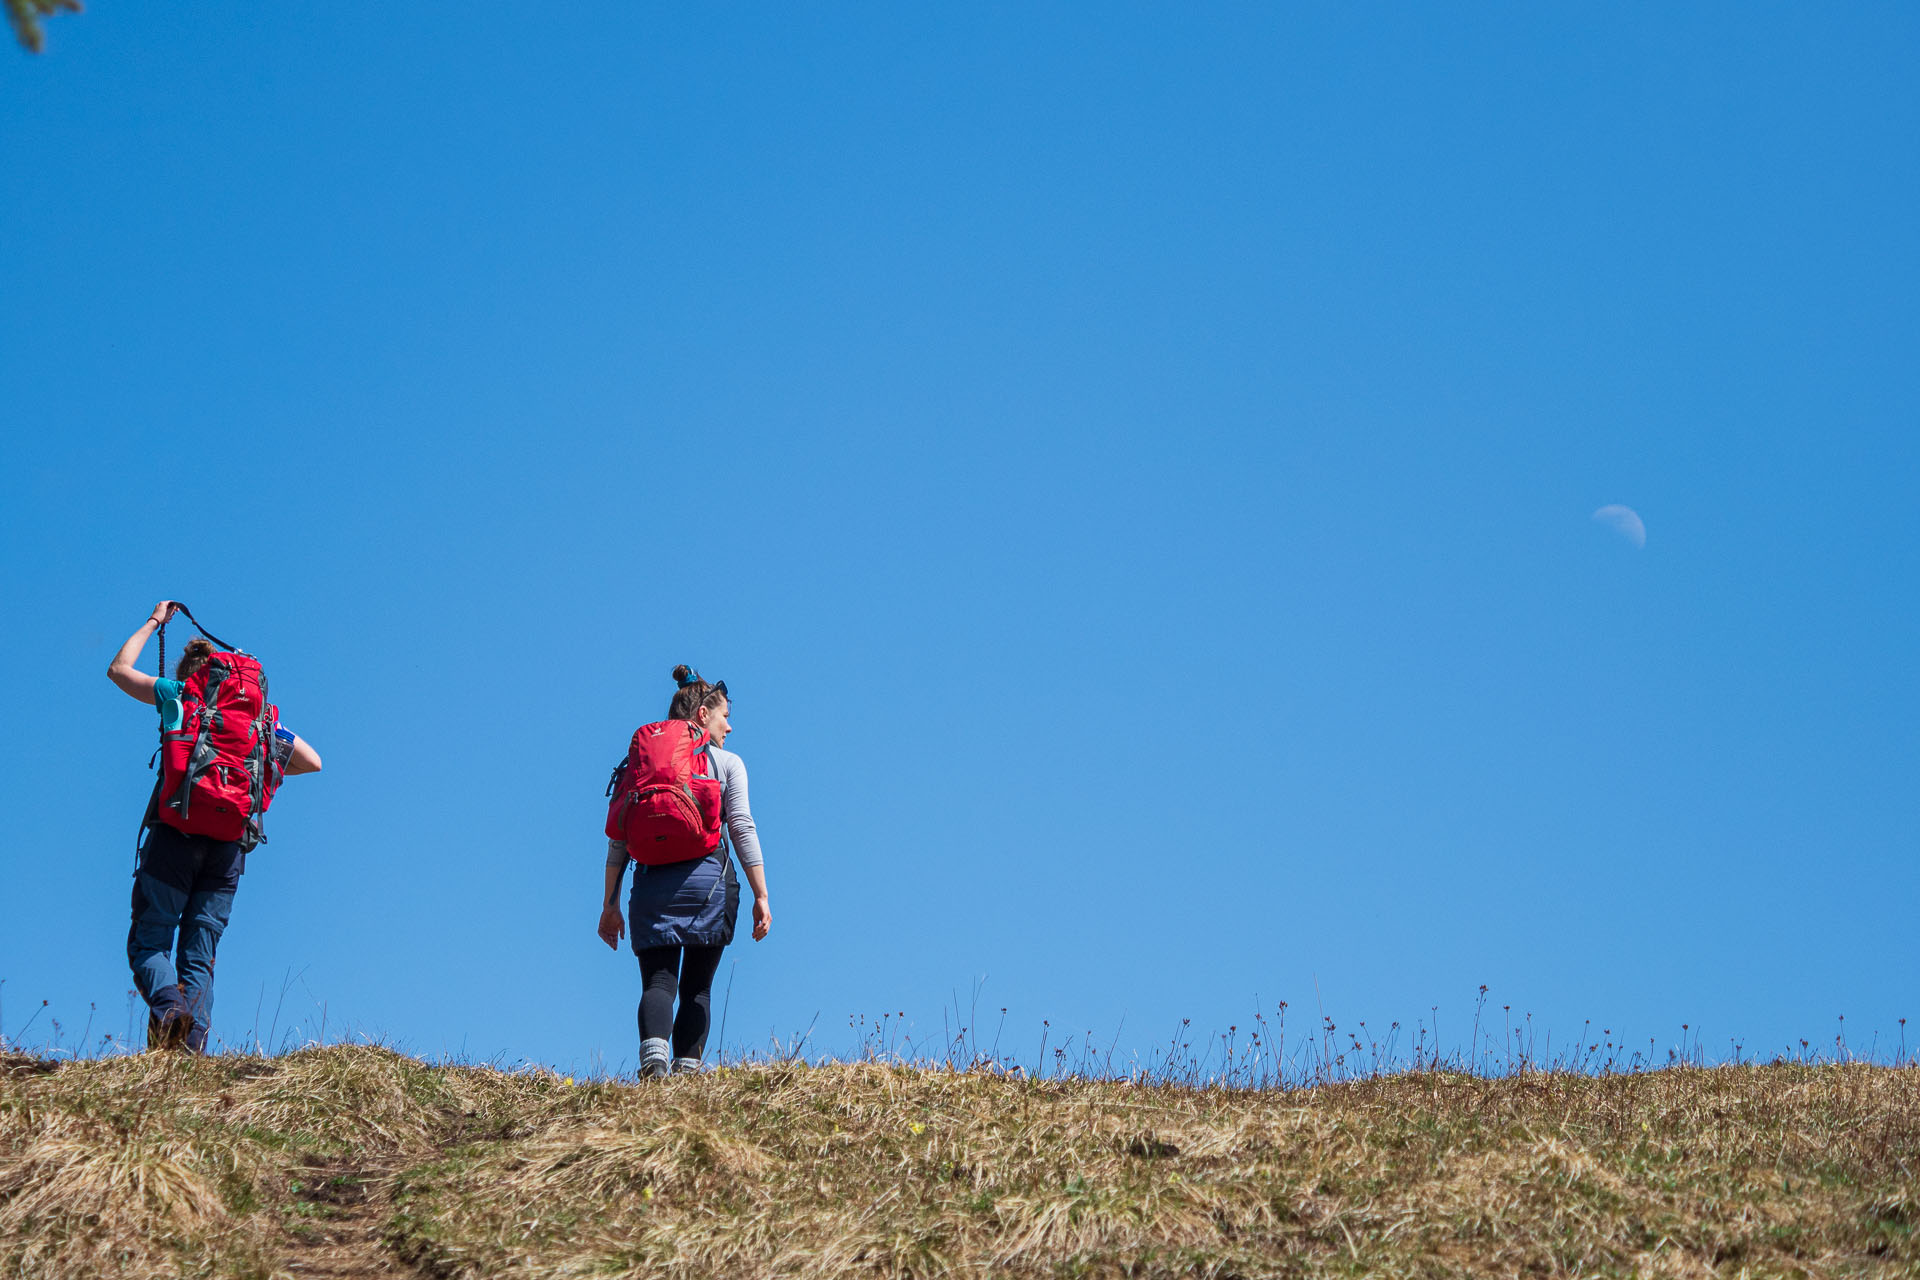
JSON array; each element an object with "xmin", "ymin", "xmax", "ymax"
[{"xmin": 606, "ymin": 744, "xmax": 763, "ymax": 870}]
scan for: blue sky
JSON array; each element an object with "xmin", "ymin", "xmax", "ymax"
[{"xmin": 3, "ymin": 4, "xmax": 1915, "ymax": 1073}]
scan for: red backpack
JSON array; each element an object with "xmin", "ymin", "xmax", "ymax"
[
  {"xmin": 604, "ymin": 720, "xmax": 724, "ymax": 865},
  {"xmin": 153, "ymin": 650, "xmax": 285, "ymax": 850}
]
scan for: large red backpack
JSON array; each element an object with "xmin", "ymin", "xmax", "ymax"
[
  {"xmin": 604, "ymin": 720, "xmax": 724, "ymax": 865},
  {"xmin": 153, "ymin": 649, "xmax": 285, "ymax": 850}
]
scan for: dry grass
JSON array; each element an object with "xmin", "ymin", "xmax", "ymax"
[{"xmin": 0, "ymin": 1047, "xmax": 1914, "ymax": 1278}]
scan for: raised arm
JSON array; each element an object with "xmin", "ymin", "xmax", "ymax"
[{"xmin": 106, "ymin": 601, "xmax": 179, "ymax": 704}]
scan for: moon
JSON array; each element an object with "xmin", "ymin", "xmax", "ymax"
[{"xmin": 1591, "ymin": 504, "xmax": 1646, "ymax": 550}]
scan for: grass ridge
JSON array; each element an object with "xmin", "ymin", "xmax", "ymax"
[{"xmin": 0, "ymin": 1045, "xmax": 1915, "ymax": 1277}]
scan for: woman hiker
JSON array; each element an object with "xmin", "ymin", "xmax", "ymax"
[
  {"xmin": 107, "ymin": 600, "xmax": 323, "ymax": 1051},
  {"xmin": 598, "ymin": 666, "xmax": 771, "ymax": 1076}
]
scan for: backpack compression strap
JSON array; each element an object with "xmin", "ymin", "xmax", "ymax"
[{"xmin": 241, "ymin": 703, "xmax": 274, "ymax": 852}]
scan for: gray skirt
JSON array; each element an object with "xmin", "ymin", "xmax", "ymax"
[{"xmin": 627, "ymin": 848, "xmax": 739, "ymax": 950}]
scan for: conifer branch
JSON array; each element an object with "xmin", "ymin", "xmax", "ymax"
[{"xmin": 7, "ymin": 0, "xmax": 82, "ymax": 54}]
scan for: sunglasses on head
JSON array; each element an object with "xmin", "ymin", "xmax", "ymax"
[{"xmin": 710, "ymin": 680, "xmax": 728, "ymax": 701}]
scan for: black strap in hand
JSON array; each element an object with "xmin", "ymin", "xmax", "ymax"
[{"xmin": 157, "ymin": 603, "xmax": 243, "ymax": 669}]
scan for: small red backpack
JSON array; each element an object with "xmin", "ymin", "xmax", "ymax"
[
  {"xmin": 154, "ymin": 650, "xmax": 285, "ymax": 850},
  {"xmin": 604, "ymin": 720, "xmax": 724, "ymax": 865}
]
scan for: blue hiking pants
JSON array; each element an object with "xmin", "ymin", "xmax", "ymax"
[{"xmin": 129, "ymin": 824, "xmax": 243, "ymax": 1053}]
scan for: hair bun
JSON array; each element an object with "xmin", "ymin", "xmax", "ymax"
[{"xmin": 672, "ymin": 664, "xmax": 696, "ymax": 688}]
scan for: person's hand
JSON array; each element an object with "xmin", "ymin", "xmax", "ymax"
[
  {"xmin": 597, "ymin": 904, "xmax": 626, "ymax": 950},
  {"xmin": 149, "ymin": 601, "xmax": 180, "ymax": 627},
  {"xmin": 751, "ymin": 896, "xmax": 772, "ymax": 941}
]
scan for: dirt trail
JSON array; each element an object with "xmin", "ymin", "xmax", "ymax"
[{"xmin": 277, "ymin": 1156, "xmax": 414, "ymax": 1278}]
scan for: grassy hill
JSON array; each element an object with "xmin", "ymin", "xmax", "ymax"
[{"xmin": 0, "ymin": 1046, "xmax": 1914, "ymax": 1278}]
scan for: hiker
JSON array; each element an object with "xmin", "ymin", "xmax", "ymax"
[
  {"xmin": 107, "ymin": 600, "xmax": 322, "ymax": 1052},
  {"xmin": 598, "ymin": 665, "xmax": 771, "ymax": 1077}
]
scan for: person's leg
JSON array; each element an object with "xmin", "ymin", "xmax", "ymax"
[
  {"xmin": 671, "ymin": 945, "xmax": 726, "ymax": 1069},
  {"xmin": 128, "ymin": 826, "xmax": 195, "ymax": 1046},
  {"xmin": 174, "ymin": 841, "xmax": 243, "ymax": 1054},
  {"xmin": 635, "ymin": 945, "xmax": 681, "ymax": 1077}
]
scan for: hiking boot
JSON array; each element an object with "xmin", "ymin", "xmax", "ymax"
[
  {"xmin": 640, "ymin": 1037, "xmax": 671, "ymax": 1079},
  {"xmin": 672, "ymin": 1057, "xmax": 703, "ymax": 1075},
  {"xmin": 146, "ymin": 1008, "xmax": 194, "ymax": 1053}
]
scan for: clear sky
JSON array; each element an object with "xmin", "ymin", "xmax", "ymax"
[{"xmin": 3, "ymin": 4, "xmax": 1915, "ymax": 1073}]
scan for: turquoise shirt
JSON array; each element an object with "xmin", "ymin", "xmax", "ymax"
[{"xmin": 153, "ymin": 678, "xmax": 186, "ymax": 732}]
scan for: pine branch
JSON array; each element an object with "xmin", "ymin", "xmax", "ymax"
[{"xmin": 7, "ymin": 0, "xmax": 82, "ymax": 54}]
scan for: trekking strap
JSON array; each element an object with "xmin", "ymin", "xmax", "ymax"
[
  {"xmin": 156, "ymin": 603, "xmax": 244, "ymax": 676},
  {"xmin": 175, "ymin": 603, "xmax": 241, "ymax": 651}
]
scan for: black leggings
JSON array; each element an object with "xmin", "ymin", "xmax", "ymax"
[{"xmin": 637, "ymin": 944, "xmax": 725, "ymax": 1061}]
